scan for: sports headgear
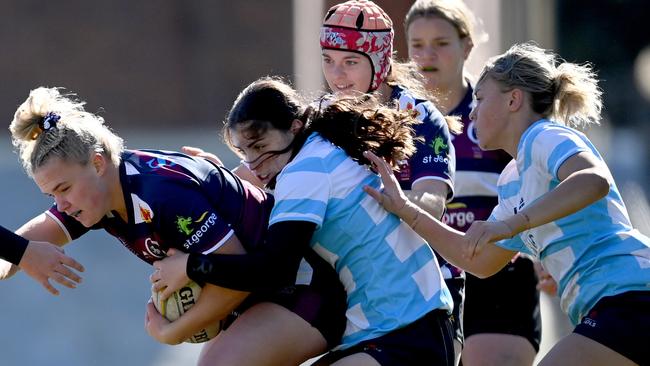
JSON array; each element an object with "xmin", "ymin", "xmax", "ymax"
[{"xmin": 320, "ymin": 0, "xmax": 394, "ymax": 92}]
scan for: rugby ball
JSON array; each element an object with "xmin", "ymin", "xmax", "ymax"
[{"xmin": 151, "ymin": 280, "xmax": 221, "ymax": 343}]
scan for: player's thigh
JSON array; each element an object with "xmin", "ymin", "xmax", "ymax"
[
  {"xmin": 462, "ymin": 333, "xmax": 536, "ymax": 366},
  {"xmin": 538, "ymin": 333, "xmax": 636, "ymax": 366},
  {"xmin": 198, "ymin": 302, "xmax": 327, "ymax": 366}
]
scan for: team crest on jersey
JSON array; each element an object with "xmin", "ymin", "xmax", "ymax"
[
  {"xmin": 144, "ymin": 237, "xmax": 165, "ymax": 258},
  {"xmin": 132, "ymin": 194, "xmax": 154, "ymax": 224}
]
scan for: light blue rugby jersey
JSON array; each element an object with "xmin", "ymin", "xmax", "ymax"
[
  {"xmin": 270, "ymin": 132, "xmax": 453, "ymax": 349},
  {"xmin": 490, "ymin": 119, "xmax": 650, "ymax": 324}
]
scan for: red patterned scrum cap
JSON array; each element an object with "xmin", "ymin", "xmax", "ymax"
[{"xmin": 320, "ymin": 0, "xmax": 394, "ymax": 92}]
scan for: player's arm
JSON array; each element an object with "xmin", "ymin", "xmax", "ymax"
[
  {"xmin": 464, "ymin": 151, "xmax": 610, "ymax": 265},
  {"xmin": 0, "ymin": 213, "xmax": 84, "ymax": 295},
  {"xmin": 405, "ymin": 180, "xmax": 449, "ymax": 219},
  {"xmin": 405, "ymin": 109, "xmax": 455, "ymax": 220},
  {"xmin": 151, "ymin": 221, "xmax": 314, "ymax": 297},
  {"xmin": 146, "ymin": 234, "xmax": 250, "ymax": 344},
  {"xmin": 363, "ymin": 151, "xmax": 515, "ymax": 277}
]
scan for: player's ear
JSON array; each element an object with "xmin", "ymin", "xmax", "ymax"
[
  {"xmin": 290, "ymin": 119, "xmax": 304, "ymax": 135},
  {"xmin": 92, "ymin": 152, "xmax": 107, "ymax": 175}
]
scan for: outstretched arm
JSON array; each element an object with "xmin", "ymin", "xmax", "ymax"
[
  {"xmin": 464, "ymin": 151, "xmax": 611, "ymax": 261},
  {"xmin": 0, "ymin": 214, "xmax": 84, "ymax": 295},
  {"xmin": 362, "ymin": 151, "xmax": 515, "ymax": 278}
]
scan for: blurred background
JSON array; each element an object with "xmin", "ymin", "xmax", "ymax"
[{"xmin": 0, "ymin": 1, "xmax": 648, "ymax": 365}]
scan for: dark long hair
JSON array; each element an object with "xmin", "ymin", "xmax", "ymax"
[{"xmin": 224, "ymin": 76, "xmax": 419, "ymax": 168}]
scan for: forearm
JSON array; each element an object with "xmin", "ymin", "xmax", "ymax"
[
  {"xmin": 404, "ymin": 189, "xmax": 446, "ymax": 219},
  {"xmin": 399, "ymin": 202, "xmax": 513, "ymax": 277},
  {"xmin": 503, "ymin": 168, "xmax": 610, "ymax": 235},
  {"xmin": 160, "ymin": 284, "xmax": 248, "ymax": 344},
  {"xmin": 186, "ymin": 221, "xmax": 315, "ymax": 291}
]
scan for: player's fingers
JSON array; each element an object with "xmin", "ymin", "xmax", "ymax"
[
  {"xmin": 363, "ymin": 151, "xmax": 391, "ymax": 177},
  {"xmin": 152, "ymin": 279, "xmax": 167, "ymax": 293},
  {"xmin": 56, "ymin": 265, "xmax": 83, "ymax": 284},
  {"xmin": 51, "ymin": 271, "xmax": 77, "ymax": 289},
  {"xmin": 363, "ymin": 185, "xmax": 383, "ymax": 204},
  {"xmin": 59, "ymin": 255, "xmax": 85, "ymax": 273},
  {"xmin": 463, "ymin": 233, "xmax": 477, "ymax": 259},
  {"xmin": 160, "ymin": 286, "xmax": 173, "ymax": 301},
  {"xmin": 41, "ymin": 279, "xmax": 59, "ymax": 296},
  {"xmin": 181, "ymin": 146, "xmax": 204, "ymax": 156},
  {"xmin": 472, "ymin": 231, "xmax": 490, "ymax": 259}
]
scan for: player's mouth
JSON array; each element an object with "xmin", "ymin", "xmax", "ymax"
[
  {"xmin": 69, "ymin": 210, "xmax": 82, "ymax": 219},
  {"xmin": 421, "ymin": 66, "xmax": 438, "ymax": 72},
  {"xmin": 334, "ymin": 83, "xmax": 355, "ymax": 92}
]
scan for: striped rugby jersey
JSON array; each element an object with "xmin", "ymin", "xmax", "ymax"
[
  {"xmin": 270, "ymin": 132, "xmax": 453, "ymax": 349},
  {"xmin": 47, "ymin": 149, "xmax": 273, "ymax": 265},
  {"xmin": 490, "ymin": 120, "xmax": 650, "ymax": 324}
]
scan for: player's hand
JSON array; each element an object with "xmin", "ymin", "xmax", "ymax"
[
  {"xmin": 144, "ymin": 300, "xmax": 180, "ymax": 345},
  {"xmin": 362, "ymin": 151, "xmax": 409, "ymax": 215},
  {"xmin": 464, "ymin": 221, "xmax": 511, "ymax": 260},
  {"xmin": 533, "ymin": 260, "xmax": 558, "ymax": 296},
  {"xmin": 19, "ymin": 241, "xmax": 84, "ymax": 295},
  {"xmin": 181, "ymin": 146, "xmax": 224, "ymax": 166},
  {"xmin": 151, "ymin": 248, "xmax": 190, "ymax": 301}
]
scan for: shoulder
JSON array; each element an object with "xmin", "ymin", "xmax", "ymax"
[
  {"xmin": 519, "ymin": 120, "xmax": 593, "ymax": 168},
  {"xmin": 123, "ymin": 149, "xmax": 215, "ymax": 203},
  {"xmin": 521, "ymin": 120, "xmax": 585, "ymax": 148}
]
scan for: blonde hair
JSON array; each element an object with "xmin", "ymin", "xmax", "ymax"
[
  {"xmin": 478, "ymin": 42, "xmax": 602, "ymax": 129},
  {"xmin": 386, "ymin": 60, "xmax": 463, "ymax": 134},
  {"xmin": 9, "ymin": 87, "xmax": 124, "ymax": 176},
  {"xmin": 404, "ymin": 0, "xmax": 487, "ymax": 48}
]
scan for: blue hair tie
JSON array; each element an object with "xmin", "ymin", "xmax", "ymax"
[{"xmin": 40, "ymin": 112, "xmax": 61, "ymax": 131}]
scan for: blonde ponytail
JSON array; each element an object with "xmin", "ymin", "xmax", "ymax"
[{"xmin": 9, "ymin": 87, "xmax": 124, "ymax": 176}]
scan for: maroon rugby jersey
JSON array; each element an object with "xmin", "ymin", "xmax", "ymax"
[{"xmin": 46, "ymin": 149, "xmax": 274, "ymax": 265}]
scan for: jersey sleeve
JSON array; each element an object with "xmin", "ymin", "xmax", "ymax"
[
  {"xmin": 155, "ymin": 183, "xmax": 235, "ymax": 255},
  {"xmin": 269, "ymin": 158, "xmax": 330, "ymax": 228},
  {"xmin": 531, "ymin": 125, "xmax": 593, "ymax": 180},
  {"xmin": 45, "ymin": 204, "xmax": 91, "ymax": 242},
  {"xmin": 408, "ymin": 102, "xmax": 456, "ymax": 199}
]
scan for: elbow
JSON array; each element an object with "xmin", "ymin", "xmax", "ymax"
[{"xmin": 594, "ymin": 174, "xmax": 610, "ymax": 200}]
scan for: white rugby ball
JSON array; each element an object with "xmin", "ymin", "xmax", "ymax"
[{"xmin": 151, "ymin": 280, "xmax": 221, "ymax": 343}]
